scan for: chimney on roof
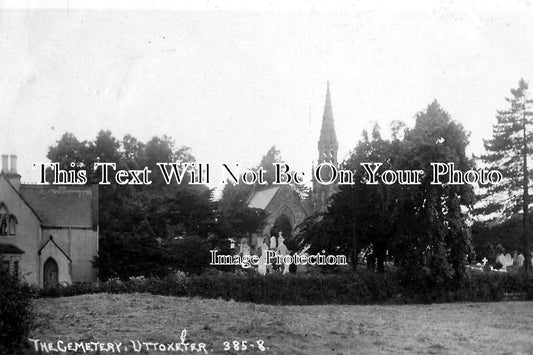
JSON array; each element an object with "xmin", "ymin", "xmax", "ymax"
[
  {"xmin": 1, "ymin": 154, "xmax": 21, "ymax": 191},
  {"xmin": 1, "ymin": 155, "xmax": 8, "ymax": 173},
  {"xmin": 9, "ymin": 155, "xmax": 17, "ymax": 174}
]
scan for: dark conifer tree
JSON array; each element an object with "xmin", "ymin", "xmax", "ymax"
[{"xmin": 480, "ymin": 79, "xmax": 533, "ymax": 273}]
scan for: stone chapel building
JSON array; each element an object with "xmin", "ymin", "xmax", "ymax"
[
  {"xmin": 0, "ymin": 155, "xmax": 98, "ymax": 287},
  {"xmin": 245, "ymin": 83, "xmax": 339, "ymax": 248}
]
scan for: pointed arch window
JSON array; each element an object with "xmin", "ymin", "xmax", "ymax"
[
  {"xmin": 0, "ymin": 204, "xmax": 7, "ymax": 236},
  {"xmin": 0, "ymin": 203, "xmax": 17, "ymax": 236},
  {"xmin": 8, "ymin": 215, "xmax": 17, "ymax": 235}
]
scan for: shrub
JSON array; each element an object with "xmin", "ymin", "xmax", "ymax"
[
  {"xmin": 167, "ymin": 236, "xmax": 212, "ymax": 275},
  {"xmin": 0, "ymin": 269, "xmax": 36, "ymax": 353}
]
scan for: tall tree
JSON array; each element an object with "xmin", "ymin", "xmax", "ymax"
[
  {"xmin": 300, "ymin": 102, "xmax": 475, "ymax": 282},
  {"xmin": 391, "ymin": 101, "xmax": 475, "ymax": 282},
  {"xmin": 480, "ymin": 79, "xmax": 533, "ymax": 273},
  {"xmin": 217, "ymin": 179, "xmax": 266, "ymax": 245},
  {"xmin": 296, "ymin": 124, "xmax": 396, "ymax": 271},
  {"xmin": 257, "ymin": 145, "xmax": 283, "ymax": 185},
  {"xmin": 46, "ymin": 133, "xmax": 91, "ymax": 182},
  {"xmin": 256, "ymin": 145, "xmax": 309, "ymax": 198}
]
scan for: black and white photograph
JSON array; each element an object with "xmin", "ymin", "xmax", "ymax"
[{"xmin": 1, "ymin": 0, "xmax": 532, "ymax": 354}]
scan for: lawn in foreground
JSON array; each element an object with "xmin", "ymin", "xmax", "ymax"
[{"xmin": 30, "ymin": 294, "xmax": 533, "ymax": 354}]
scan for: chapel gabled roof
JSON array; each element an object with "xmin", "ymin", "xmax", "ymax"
[
  {"xmin": 247, "ymin": 185, "xmax": 309, "ymax": 217},
  {"xmin": 19, "ymin": 184, "xmax": 98, "ymax": 228},
  {"xmin": 247, "ymin": 186, "xmax": 281, "ymax": 209},
  {"xmin": 38, "ymin": 235, "xmax": 71, "ymax": 261}
]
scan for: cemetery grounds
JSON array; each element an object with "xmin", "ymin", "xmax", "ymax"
[{"xmin": 30, "ymin": 293, "xmax": 533, "ymax": 354}]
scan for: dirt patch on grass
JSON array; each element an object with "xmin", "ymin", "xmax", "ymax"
[{"xmin": 29, "ymin": 294, "xmax": 533, "ymax": 354}]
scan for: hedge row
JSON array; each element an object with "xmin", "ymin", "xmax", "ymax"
[{"xmin": 38, "ymin": 271, "xmax": 533, "ymax": 305}]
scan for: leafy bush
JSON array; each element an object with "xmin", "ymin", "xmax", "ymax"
[
  {"xmin": 167, "ymin": 236, "xmax": 211, "ymax": 275},
  {"xmin": 94, "ymin": 231, "xmax": 169, "ymax": 281},
  {"xmin": 38, "ymin": 282, "xmax": 100, "ymax": 298},
  {"xmin": 0, "ymin": 269, "xmax": 36, "ymax": 353}
]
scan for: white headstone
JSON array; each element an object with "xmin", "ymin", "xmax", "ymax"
[
  {"xmin": 276, "ymin": 239, "xmax": 289, "ymax": 274},
  {"xmin": 482, "ymin": 257, "xmax": 488, "ymax": 266},
  {"xmin": 257, "ymin": 239, "xmax": 269, "ymax": 275},
  {"xmin": 270, "ymin": 236, "xmax": 277, "ymax": 249},
  {"xmin": 258, "ymin": 252, "xmax": 266, "ymax": 275},
  {"xmin": 283, "ymin": 260, "xmax": 290, "ymax": 275},
  {"xmin": 515, "ymin": 254, "xmax": 524, "ymax": 266},
  {"xmin": 278, "ymin": 231, "xmax": 285, "ymax": 246},
  {"xmin": 504, "ymin": 253, "xmax": 513, "ymax": 267},
  {"xmin": 277, "ymin": 240, "xmax": 288, "ymax": 256}
]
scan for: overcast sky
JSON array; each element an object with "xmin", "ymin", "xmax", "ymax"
[{"xmin": 1, "ymin": 1, "xmax": 533, "ymax": 191}]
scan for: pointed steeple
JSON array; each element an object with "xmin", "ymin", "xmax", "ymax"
[
  {"xmin": 311, "ymin": 82, "xmax": 339, "ymax": 214},
  {"xmin": 317, "ymin": 82, "xmax": 338, "ymax": 164}
]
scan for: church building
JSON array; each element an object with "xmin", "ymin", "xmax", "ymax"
[
  {"xmin": 246, "ymin": 83, "xmax": 339, "ymax": 248},
  {"xmin": 0, "ymin": 155, "xmax": 99, "ymax": 287}
]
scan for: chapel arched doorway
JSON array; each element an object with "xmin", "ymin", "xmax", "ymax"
[{"xmin": 43, "ymin": 257, "xmax": 58, "ymax": 289}]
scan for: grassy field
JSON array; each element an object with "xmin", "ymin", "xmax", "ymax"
[{"xmin": 29, "ymin": 294, "xmax": 532, "ymax": 354}]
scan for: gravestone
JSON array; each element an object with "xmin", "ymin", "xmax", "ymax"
[
  {"xmin": 238, "ymin": 239, "xmax": 247, "ymax": 254},
  {"xmin": 277, "ymin": 231, "xmax": 285, "ymax": 246},
  {"xmin": 515, "ymin": 254, "xmax": 524, "ymax": 267},
  {"xmin": 242, "ymin": 243, "xmax": 250, "ymax": 256},
  {"xmin": 283, "ymin": 260, "xmax": 290, "ymax": 275},
  {"xmin": 257, "ymin": 253, "xmax": 266, "ymax": 275},
  {"xmin": 504, "ymin": 253, "xmax": 513, "ymax": 268},
  {"xmin": 277, "ymin": 240, "xmax": 288, "ymax": 256},
  {"xmin": 277, "ymin": 238, "xmax": 289, "ymax": 275},
  {"xmin": 258, "ymin": 239, "xmax": 269, "ymax": 275},
  {"xmin": 270, "ymin": 236, "xmax": 277, "ymax": 249}
]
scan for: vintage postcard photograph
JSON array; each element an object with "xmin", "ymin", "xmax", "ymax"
[{"xmin": 0, "ymin": 0, "xmax": 532, "ymax": 354}]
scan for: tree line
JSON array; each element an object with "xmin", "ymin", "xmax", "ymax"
[
  {"xmin": 45, "ymin": 79, "xmax": 533, "ymax": 281},
  {"xmin": 47, "ymin": 133, "xmax": 267, "ymax": 279},
  {"xmin": 299, "ymin": 79, "xmax": 532, "ymax": 279}
]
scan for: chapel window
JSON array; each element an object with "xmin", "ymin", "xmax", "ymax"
[
  {"xmin": 0, "ymin": 205, "xmax": 7, "ymax": 236},
  {"xmin": 8, "ymin": 215, "xmax": 17, "ymax": 235}
]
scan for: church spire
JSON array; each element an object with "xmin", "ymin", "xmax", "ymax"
[
  {"xmin": 317, "ymin": 82, "xmax": 338, "ymax": 164},
  {"xmin": 311, "ymin": 82, "xmax": 339, "ymax": 214}
]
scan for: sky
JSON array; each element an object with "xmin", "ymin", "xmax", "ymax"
[{"xmin": 1, "ymin": 1, "xmax": 533, "ymax": 194}]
